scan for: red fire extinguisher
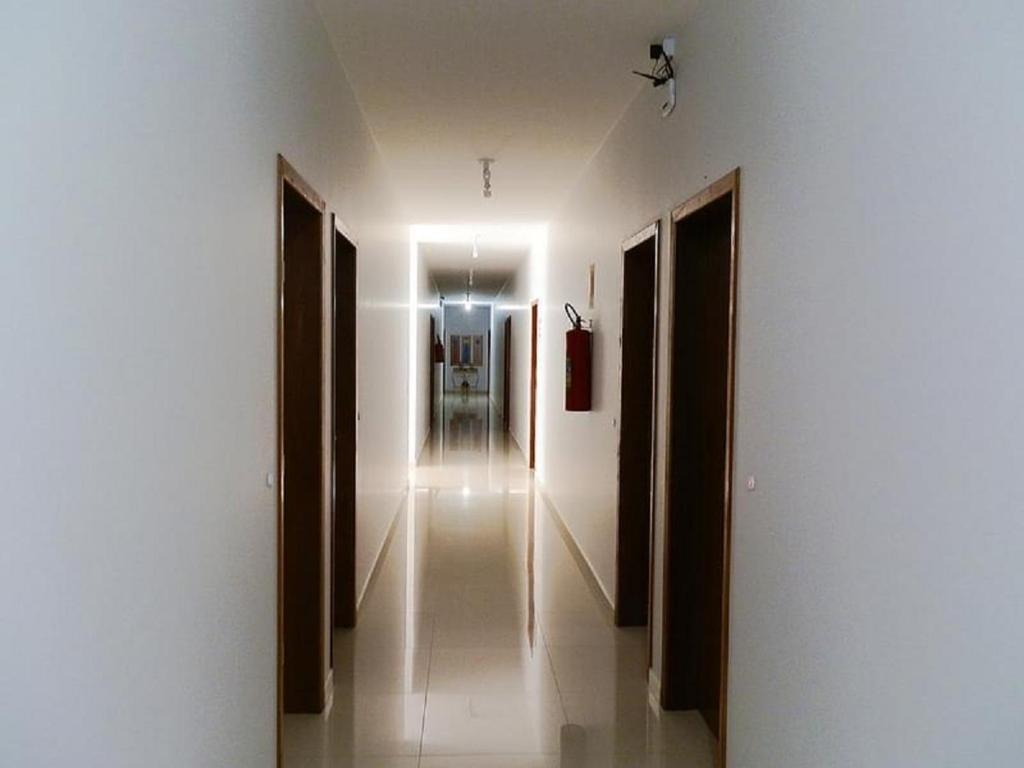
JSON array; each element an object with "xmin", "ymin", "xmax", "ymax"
[{"xmin": 564, "ymin": 303, "xmax": 592, "ymax": 412}]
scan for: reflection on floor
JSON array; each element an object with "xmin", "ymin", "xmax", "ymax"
[
  {"xmin": 284, "ymin": 394, "xmax": 715, "ymax": 767},
  {"xmin": 443, "ymin": 392, "xmax": 488, "ymax": 454}
]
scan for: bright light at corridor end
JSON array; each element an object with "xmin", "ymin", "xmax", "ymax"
[
  {"xmin": 407, "ymin": 223, "xmax": 548, "ymax": 471},
  {"xmin": 409, "ymin": 223, "xmax": 548, "ymax": 247}
]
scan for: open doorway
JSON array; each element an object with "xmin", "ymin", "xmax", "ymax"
[
  {"xmin": 444, "ymin": 303, "xmax": 491, "ymax": 396},
  {"xmin": 615, "ymin": 221, "xmax": 659, "ymax": 629},
  {"xmin": 661, "ymin": 170, "xmax": 740, "ymax": 764},
  {"xmin": 331, "ymin": 216, "xmax": 357, "ymax": 634},
  {"xmin": 277, "ymin": 155, "xmax": 327, "ymax": 729}
]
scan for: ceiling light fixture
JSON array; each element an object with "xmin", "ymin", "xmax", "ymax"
[{"xmin": 479, "ymin": 158, "xmax": 494, "ymax": 198}]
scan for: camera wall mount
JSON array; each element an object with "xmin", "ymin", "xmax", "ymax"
[{"xmin": 632, "ymin": 36, "xmax": 677, "ymax": 118}]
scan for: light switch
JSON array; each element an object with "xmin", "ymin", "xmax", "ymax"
[
  {"xmin": 266, "ymin": 472, "xmax": 275, "ymax": 488},
  {"xmin": 746, "ymin": 475, "xmax": 756, "ymax": 491}
]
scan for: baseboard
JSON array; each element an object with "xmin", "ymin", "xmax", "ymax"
[
  {"xmin": 322, "ymin": 669, "xmax": 334, "ymax": 717},
  {"xmin": 416, "ymin": 430, "xmax": 430, "ymax": 462},
  {"xmin": 647, "ymin": 669, "xmax": 662, "ymax": 714},
  {"xmin": 537, "ymin": 487, "xmax": 615, "ymax": 619},
  {"xmin": 355, "ymin": 488, "xmax": 407, "ymax": 612},
  {"xmin": 508, "ymin": 428, "xmax": 527, "ymax": 465}
]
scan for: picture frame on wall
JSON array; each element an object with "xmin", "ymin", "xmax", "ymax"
[{"xmin": 449, "ymin": 334, "xmax": 484, "ymax": 366}]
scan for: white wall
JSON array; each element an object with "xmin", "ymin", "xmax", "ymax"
[
  {"xmin": 492, "ymin": 270, "xmax": 534, "ymax": 461},
  {"xmin": 443, "ymin": 304, "xmax": 491, "ymax": 392},
  {"xmin": 414, "ymin": 255, "xmax": 441, "ymax": 459},
  {"xmin": 0, "ymin": 2, "xmax": 408, "ymax": 766},
  {"xmin": 540, "ymin": 239, "xmax": 621, "ymax": 602},
  {"xmin": 544, "ymin": 2, "xmax": 1024, "ymax": 765}
]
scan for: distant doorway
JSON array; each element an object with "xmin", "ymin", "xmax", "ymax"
[
  {"xmin": 615, "ymin": 222, "xmax": 659, "ymax": 629},
  {"xmin": 444, "ymin": 304, "xmax": 490, "ymax": 396},
  {"xmin": 332, "ymin": 216, "xmax": 357, "ymax": 633},
  {"xmin": 503, "ymin": 316, "xmax": 512, "ymax": 431},
  {"xmin": 528, "ymin": 301, "xmax": 538, "ymax": 469},
  {"xmin": 661, "ymin": 170, "xmax": 740, "ymax": 766},
  {"xmin": 277, "ymin": 155, "xmax": 326, "ymax": 726}
]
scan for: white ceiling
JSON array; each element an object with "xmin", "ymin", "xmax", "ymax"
[
  {"xmin": 420, "ymin": 241, "xmax": 529, "ymax": 301},
  {"xmin": 317, "ymin": 0, "xmax": 695, "ymax": 222}
]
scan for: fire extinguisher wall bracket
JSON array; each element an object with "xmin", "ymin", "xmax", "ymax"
[{"xmin": 564, "ymin": 302, "xmax": 593, "ymax": 412}]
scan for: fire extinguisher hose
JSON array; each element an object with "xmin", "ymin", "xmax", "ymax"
[{"xmin": 564, "ymin": 302, "xmax": 583, "ymax": 330}]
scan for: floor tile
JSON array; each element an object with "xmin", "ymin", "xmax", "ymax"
[
  {"xmin": 419, "ymin": 755, "xmax": 559, "ymax": 767},
  {"xmin": 284, "ymin": 694, "xmax": 425, "ymax": 759},
  {"xmin": 421, "ymin": 693, "xmax": 566, "ymax": 755},
  {"xmin": 335, "ymin": 612, "xmax": 435, "ymax": 652},
  {"xmin": 333, "ymin": 647, "xmax": 430, "ymax": 695},
  {"xmin": 287, "ymin": 757, "xmax": 419, "ymax": 768},
  {"xmin": 283, "ymin": 394, "xmax": 712, "ymax": 767},
  {"xmin": 537, "ymin": 610, "xmax": 618, "ymax": 648},
  {"xmin": 427, "ymin": 647, "xmax": 560, "ymax": 699},
  {"xmin": 432, "ymin": 614, "xmax": 537, "ymax": 649},
  {"xmin": 561, "ymin": 693, "xmax": 716, "ymax": 764},
  {"xmin": 545, "ymin": 644, "xmax": 649, "ymax": 695}
]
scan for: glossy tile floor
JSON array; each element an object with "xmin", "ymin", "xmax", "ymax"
[{"xmin": 284, "ymin": 393, "xmax": 715, "ymax": 767}]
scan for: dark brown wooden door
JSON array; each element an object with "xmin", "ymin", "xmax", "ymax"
[
  {"xmin": 332, "ymin": 223, "xmax": 357, "ymax": 631},
  {"xmin": 615, "ymin": 229, "xmax": 658, "ymax": 628},
  {"xmin": 662, "ymin": 173, "xmax": 738, "ymax": 751},
  {"xmin": 282, "ymin": 180, "xmax": 325, "ymax": 714}
]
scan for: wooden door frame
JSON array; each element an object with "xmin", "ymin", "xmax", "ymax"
[
  {"xmin": 528, "ymin": 300, "xmax": 539, "ymax": 469},
  {"xmin": 277, "ymin": 154, "xmax": 327, "ymax": 768},
  {"xmin": 660, "ymin": 168, "xmax": 740, "ymax": 767},
  {"xmin": 614, "ymin": 220, "xmax": 661, "ymax": 636},
  {"xmin": 331, "ymin": 213, "xmax": 358, "ymax": 638}
]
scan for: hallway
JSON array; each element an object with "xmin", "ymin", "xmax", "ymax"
[{"xmin": 284, "ymin": 394, "xmax": 715, "ymax": 767}]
